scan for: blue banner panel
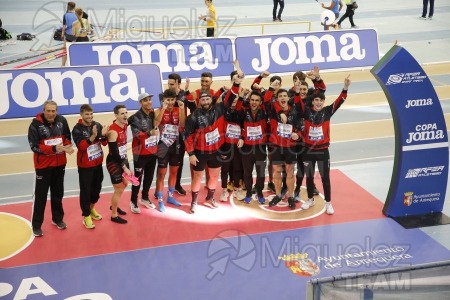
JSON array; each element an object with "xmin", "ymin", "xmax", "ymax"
[
  {"xmin": 0, "ymin": 64, "xmax": 162, "ymax": 119},
  {"xmin": 235, "ymin": 29, "xmax": 379, "ymax": 75},
  {"xmin": 371, "ymin": 45, "xmax": 449, "ymax": 217},
  {"xmin": 68, "ymin": 38, "xmax": 234, "ymax": 79}
]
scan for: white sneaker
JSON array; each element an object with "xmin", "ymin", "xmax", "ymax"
[
  {"xmin": 220, "ymin": 190, "xmax": 229, "ymax": 202},
  {"xmin": 140, "ymin": 198, "xmax": 156, "ymax": 209},
  {"xmin": 233, "ymin": 189, "xmax": 246, "ymax": 201},
  {"xmin": 326, "ymin": 202, "xmax": 334, "ymax": 215},
  {"xmin": 301, "ymin": 198, "xmax": 315, "ymax": 210},
  {"xmin": 130, "ymin": 202, "xmax": 141, "ymax": 214}
]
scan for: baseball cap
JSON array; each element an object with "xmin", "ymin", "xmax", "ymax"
[
  {"xmin": 199, "ymin": 91, "xmax": 211, "ymax": 98},
  {"xmin": 138, "ymin": 92, "xmax": 153, "ymax": 101}
]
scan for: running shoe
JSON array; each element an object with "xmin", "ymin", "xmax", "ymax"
[
  {"xmin": 33, "ymin": 227, "xmax": 43, "ymax": 237},
  {"xmin": 140, "ymin": 198, "xmax": 156, "ymax": 209},
  {"xmin": 83, "ymin": 215, "xmax": 95, "ymax": 229},
  {"xmin": 130, "ymin": 202, "xmax": 141, "ymax": 214},
  {"xmin": 326, "ymin": 202, "xmax": 335, "ymax": 215},
  {"xmin": 204, "ymin": 198, "xmax": 219, "ymax": 209},
  {"xmin": 301, "ymin": 198, "xmax": 315, "ymax": 210},
  {"xmin": 269, "ymin": 195, "xmax": 282, "ymax": 207},
  {"xmin": 52, "ymin": 221, "xmax": 67, "ymax": 230},
  {"xmin": 90, "ymin": 207, "xmax": 102, "ymax": 220}
]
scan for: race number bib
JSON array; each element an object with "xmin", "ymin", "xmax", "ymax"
[
  {"xmin": 145, "ymin": 135, "xmax": 159, "ymax": 148},
  {"xmin": 161, "ymin": 124, "xmax": 179, "ymax": 147},
  {"xmin": 118, "ymin": 144, "xmax": 127, "ymax": 159},
  {"xmin": 44, "ymin": 138, "xmax": 63, "ymax": 146},
  {"xmin": 44, "ymin": 138, "xmax": 63, "ymax": 152},
  {"xmin": 205, "ymin": 128, "xmax": 220, "ymax": 145},
  {"xmin": 87, "ymin": 143, "xmax": 103, "ymax": 161},
  {"xmin": 225, "ymin": 124, "xmax": 241, "ymax": 139},
  {"xmin": 277, "ymin": 123, "xmax": 293, "ymax": 138},
  {"xmin": 308, "ymin": 126, "xmax": 324, "ymax": 141},
  {"xmin": 247, "ymin": 125, "xmax": 263, "ymax": 141}
]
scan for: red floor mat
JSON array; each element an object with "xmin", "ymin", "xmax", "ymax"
[{"xmin": 0, "ymin": 169, "xmax": 384, "ymax": 267}]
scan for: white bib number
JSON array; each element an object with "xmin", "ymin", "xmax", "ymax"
[
  {"xmin": 205, "ymin": 128, "xmax": 220, "ymax": 145},
  {"xmin": 247, "ymin": 125, "xmax": 263, "ymax": 141},
  {"xmin": 225, "ymin": 124, "xmax": 241, "ymax": 139},
  {"xmin": 161, "ymin": 124, "xmax": 179, "ymax": 147},
  {"xmin": 44, "ymin": 138, "xmax": 62, "ymax": 146},
  {"xmin": 308, "ymin": 126, "xmax": 324, "ymax": 141},
  {"xmin": 277, "ymin": 123, "xmax": 293, "ymax": 138},
  {"xmin": 145, "ymin": 135, "xmax": 159, "ymax": 148},
  {"xmin": 118, "ymin": 144, "xmax": 127, "ymax": 159},
  {"xmin": 87, "ymin": 143, "xmax": 103, "ymax": 161},
  {"xmin": 45, "ymin": 138, "xmax": 63, "ymax": 152}
]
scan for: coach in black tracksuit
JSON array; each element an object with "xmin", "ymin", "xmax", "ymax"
[{"xmin": 28, "ymin": 100, "xmax": 73, "ymax": 237}]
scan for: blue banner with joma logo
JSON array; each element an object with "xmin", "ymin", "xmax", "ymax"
[
  {"xmin": 68, "ymin": 38, "xmax": 234, "ymax": 79},
  {"xmin": 235, "ymin": 29, "xmax": 379, "ymax": 74},
  {"xmin": 371, "ymin": 45, "xmax": 449, "ymax": 217},
  {"xmin": 0, "ymin": 64, "xmax": 162, "ymax": 119}
]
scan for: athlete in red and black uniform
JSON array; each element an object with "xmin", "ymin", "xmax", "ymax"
[
  {"xmin": 301, "ymin": 75, "xmax": 352, "ymax": 215},
  {"xmin": 154, "ymin": 89, "xmax": 185, "ymax": 212},
  {"xmin": 236, "ymin": 90, "xmax": 269, "ymax": 204},
  {"xmin": 184, "ymin": 69, "xmax": 243, "ymax": 214},
  {"xmin": 127, "ymin": 93, "xmax": 159, "ymax": 213},
  {"xmin": 28, "ymin": 100, "xmax": 73, "ymax": 237},
  {"xmin": 106, "ymin": 105, "xmax": 132, "ymax": 224},
  {"xmin": 251, "ymin": 71, "xmax": 288, "ymax": 195},
  {"xmin": 265, "ymin": 80, "xmax": 305, "ymax": 209},
  {"xmin": 72, "ymin": 104, "xmax": 108, "ymax": 229},
  {"xmin": 219, "ymin": 71, "xmax": 246, "ymax": 202},
  {"xmin": 288, "ymin": 67, "xmax": 326, "ymax": 201}
]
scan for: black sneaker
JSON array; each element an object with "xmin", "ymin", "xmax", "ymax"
[
  {"xmin": 267, "ymin": 182, "xmax": 276, "ymax": 193},
  {"xmin": 111, "ymin": 216, "xmax": 127, "ymax": 224},
  {"xmin": 52, "ymin": 221, "xmax": 67, "ymax": 230},
  {"xmin": 110, "ymin": 206, "xmax": 127, "ymax": 215},
  {"xmin": 175, "ymin": 185, "xmax": 187, "ymax": 196},
  {"xmin": 313, "ymin": 188, "xmax": 320, "ymax": 196},
  {"xmin": 33, "ymin": 227, "xmax": 43, "ymax": 237},
  {"xmin": 269, "ymin": 195, "xmax": 282, "ymax": 207},
  {"xmin": 288, "ymin": 197, "xmax": 296, "ymax": 209}
]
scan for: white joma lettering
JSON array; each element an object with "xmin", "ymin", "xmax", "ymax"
[
  {"xmin": 405, "ymin": 98, "xmax": 433, "ymax": 108},
  {"xmin": 0, "ymin": 68, "xmax": 140, "ymax": 116},
  {"xmin": 251, "ymin": 33, "xmax": 366, "ymax": 72},
  {"xmin": 405, "ymin": 123, "xmax": 445, "ymax": 143}
]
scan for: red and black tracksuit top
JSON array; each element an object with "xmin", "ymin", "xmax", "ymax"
[
  {"xmin": 237, "ymin": 101, "xmax": 268, "ymax": 146},
  {"xmin": 265, "ymin": 89, "xmax": 304, "ymax": 148},
  {"xmin": 72, "ymin": 119, "xmax": 107, "ymax": 168},
  {"xmin": 184, "ymin": 83, "xmax": 239, "ymax": 154},
  {"xmin": 28, "ymin": 113, "xmax": 72, "ymax": 169},
  {"xmin": 127, "ymin": 108, "xmax": 158, "ymax": 156},
  {"xmin": 302, "ymin": 90, "xmax": 347, "ymax": 150}
]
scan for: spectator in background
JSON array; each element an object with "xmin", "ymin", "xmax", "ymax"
[
  {"xmin": 72, "ymin": 7, "xmax": 90, "ymax": 42},
  {"xmin": 198, "ymin": 0, "xmax": 216, "ymax": 37},
  {"xmin": 322, "ymin": 0, "xmax": 343, "ymax": 30},
  {"xmin": 335, "ymin": 0, "xmax": 358, "ymax": 29},
  {"xmin": 421, "ymin": 0, "xmax": 435, "ymax": 20},
  {"xmin": 273, "ymin": 0, "xmax": 285, "ymax": 22}
]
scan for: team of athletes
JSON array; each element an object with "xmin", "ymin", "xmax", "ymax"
[{"xmin": 28, "ymin": 60, "xmax": 351, "ymax": 236}]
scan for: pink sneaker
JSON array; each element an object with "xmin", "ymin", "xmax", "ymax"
[{"xmin": 122, "ymin": 172, "xmax": 140, "ymax": 186}]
